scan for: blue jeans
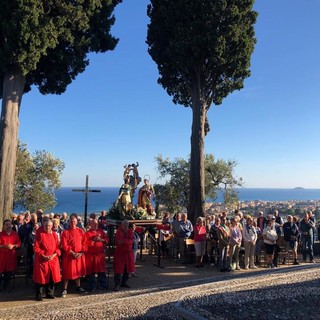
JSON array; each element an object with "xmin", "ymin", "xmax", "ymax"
[
  {"xmin": 302, "ymin": 237, "xmax": 314, "ymax": 261},
  {"xmin": 88, "ymin": 272, "xmax": 107, "ymax": 290},
  {"xmin": 219, "ymin": 246, "xmax": 228, "ymax": 270}
]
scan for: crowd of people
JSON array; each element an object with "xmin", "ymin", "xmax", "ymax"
[
  {"xmin": 158, "ymin": 209, "xmax": 317, "ymax": 271},
  {"xmin": 0, "ymin": 208, "xmax": 317, "ymax": 300},
  {"xmin": 0, "ymin": 210, "xmax": 128, "ymax": 299}
]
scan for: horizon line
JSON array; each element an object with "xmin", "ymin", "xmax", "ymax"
[{"xmin": 59, "ymin": 186, "xmax": 320, "ymax": 189}]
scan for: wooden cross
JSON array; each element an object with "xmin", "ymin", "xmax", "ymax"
[{"xmin": 72, "ymin": 175, "xmax": 101, "ymax": 226}]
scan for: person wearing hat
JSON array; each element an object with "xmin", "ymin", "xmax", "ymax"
[{"xmin": 282, "ymin": 215, "xmax": 300, "ymax": 265}]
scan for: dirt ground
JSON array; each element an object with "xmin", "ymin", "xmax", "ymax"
[{"xmin": 0, "ymin": 251, "xmax": 318, "ymax": 310}]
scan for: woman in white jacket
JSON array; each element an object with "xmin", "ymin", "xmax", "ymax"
[
  {"xmin": 262, "ymin": 218, "xmax": 278, "ymax": 268},
  {"xmin": 242, "ymin": 215, "xmax": 258, "ymax": 269}
]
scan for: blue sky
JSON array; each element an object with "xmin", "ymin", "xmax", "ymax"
[{"xmin": 18, "ymin": 0, "xmax": 320, "ymax": 188}]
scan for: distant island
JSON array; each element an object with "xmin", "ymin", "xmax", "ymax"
[{"xmin": 294, "ymin": 187, "xmax": 305, "ymax": 190}]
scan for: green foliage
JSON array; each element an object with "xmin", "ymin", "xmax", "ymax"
[
  {"xmin": 106, "ymin": 204, "xmax": 126, "ymax": 220},
  {"xmin": 147, "ymin": 0, "xmax": 257, "ymax": 221},
  {"xmin": 154, "ymin": 156, "xmax": 190, "ymax": 213},
  {"xmin": 107, "ymin": 204, "xmax": 151, "ymax": 221},
  {"xmin": 154, "ymin": 154, "xmax": 242, "ymax": 213},
  {"xmin": 296, "ymin": 208, "xmax": 306, "ymax": 216},
  {"xmin": 147, "ymin": 0, "xmax": 257, "ymax": 108},
  {"xmin": 0, "ymin": 0, "xmax": 121, "ymax": 96},
  {"xmin": 205, "ymin": 154, "xmax": 242, "ymax": 198},
  {"xmin": 223, "ymin": 189, "xmax": 240, "ymax": 209},
  {"xmin": 154, "ymin": 183, "xmax": 185, "ymax": 215},
  {"xmin": 14, "ymin": 142, "xmax": 65, "ymax": 212},
  {"xmin": 286, "ymin": 208, "xmax": 296, "ymax": 216}
]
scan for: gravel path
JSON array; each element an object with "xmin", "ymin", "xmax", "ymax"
[
  {"xmin": 0, "ymin": 259, "xmax": 319, "ymax": 320},
  {"xmin": 177, "ymin": 266, "xmax": 320, "ymax": 320}
]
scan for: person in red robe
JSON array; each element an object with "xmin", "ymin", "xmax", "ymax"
[
  {"xmin": 84, "ymin": 219, "xmax": 109, "ymax": 291},
  {"xmin": 61, "ymin": 213, "xmax": 86, "ymax": 297},
  {"xmin": 33, "ymin": 220, "xmax": 61, "ymax": 300},
  {"xmin": 113, "ymin": 220, "xmax": 135, "ymax": 291},
  {"xmin": 0, "ymin": 220, "xmax": 21, "ymax": 291}
]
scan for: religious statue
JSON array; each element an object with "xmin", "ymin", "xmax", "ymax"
[
  {"xmin": 114, "ymin": 163, "xmax": 157, "ymax": 219},
  {"xmin": 122, "ymin": 162, "xmax": 141, "ymax": 197},
  {"xmin": 116, "ymin": 178, "xmax": 132, "ymax": 215},
  {"xmin": 138, "ymin": 179, "xmax": 155, "ymax": 215}
]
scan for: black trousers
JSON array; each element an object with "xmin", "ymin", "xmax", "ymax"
[
  {"xmin": 35, "ymin": 275, "xmax": 55, "ymax": 297},
  {"xmin": 0, "ymin": 272, "xmax": 13, "ymax": 290},
  {"xmin": 114, "ymin": 265, "xmax": 129, "ymax": 286}
]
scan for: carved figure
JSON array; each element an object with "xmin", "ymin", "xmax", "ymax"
[
  {"xmin": 138, "ymin": 179, "xmax": 155, "ymax": 215},
  {"xmin": 122, "ymin": 162, "xmax": 141, "ymax": 197},
  {"xmin": 117, "ymin": 178, "xmax": 132, "ymax": 215}
]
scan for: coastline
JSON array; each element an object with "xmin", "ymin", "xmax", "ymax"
[{"xmin": 13, "ymin": 187, "xmax": 320, "ymax": 215}]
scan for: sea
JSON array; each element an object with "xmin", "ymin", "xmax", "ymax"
[{"xmin": 13, "ymin": 187, "xmax": 320, "ymax": 214}]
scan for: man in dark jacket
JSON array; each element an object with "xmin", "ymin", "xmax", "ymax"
[
  {"xmin": 299, "ymin": 213, "xmax": 316, "ymax": 263},
  {"xmin": 178, "ymin": 213, "xmax": 193, "ymax": 263},
  {"xmin": 282, "ymin": 215, "xmax": 300, "ymax": 265},
  {"xmin": 257, "ymin": 211, "xmax": 267, "ymax": 232}
]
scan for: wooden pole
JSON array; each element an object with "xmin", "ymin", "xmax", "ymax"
[
  {"xmin": 84, "ymin": 175, "xmax": 89, "ymax": 226},
  {"xmin": 72, "ymin": 175, "xmax": 101, "ymax": 227}
]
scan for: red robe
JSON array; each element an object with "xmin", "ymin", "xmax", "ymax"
[
  {"xmin": 114, "ymin": 227, "xmax": 135, "ymax": 274},
  {"xmin": 84, "ymin": 229, "xmax": 109, "ymax": 274},
  {"xmin": 61, "ymin": 227, "xmax": 86, "ymax": 280},
  {"xmin": 0, "ymin": 231, "xmax": 21, "ymax": 273},
  {"xmin": 33, "ymin": 231, "xmax": 61, "ymax": 284}
]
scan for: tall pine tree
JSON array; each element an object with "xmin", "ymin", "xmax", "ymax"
[
  {"xmin": 147, "ymin": 0, "xmax": 257, "ymax": 222},
  {"xmin": 0, "ymin": 0, "xmax": 121, "ymax": 225}
]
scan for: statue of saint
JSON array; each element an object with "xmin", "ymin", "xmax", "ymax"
[
  {"xmin": 117, "ymin": 178, "xmax": 132, "ymax": 215},
  {"xmin": 138, "ymin": 179, "xmax": 155, "ymax": 215},
  {"xmin": 122, "ymin": 162, "xmax": 141, "ymax": 197}
]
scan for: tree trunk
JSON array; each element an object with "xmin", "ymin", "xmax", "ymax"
[
  {"xmin": 188, "ymin": 80, "xmax": 206, "ymax": 224},
  {"xmin": 0, "ymin": 72, "xmax": 25, "ymax": 226}
]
